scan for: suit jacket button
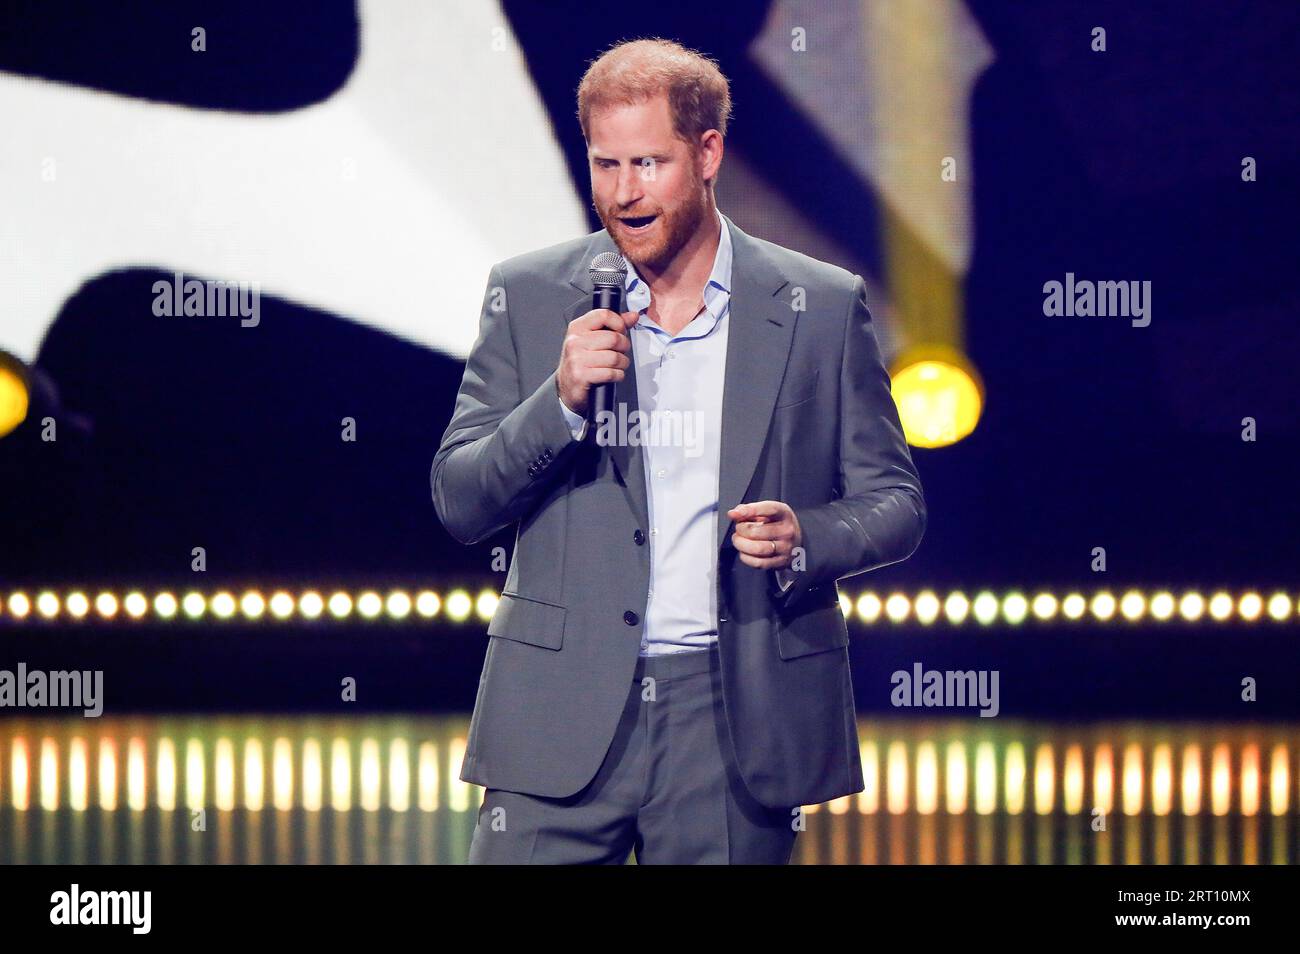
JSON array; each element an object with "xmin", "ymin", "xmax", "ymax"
[
  {"xmin": 633, "ymin": 529, "xmax": 645, "ymax": 545},
  {"xmin": 623, "ymin": 610, "xmax": 639, "ymax": 625}
]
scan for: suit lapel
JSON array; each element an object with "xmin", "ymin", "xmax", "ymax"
[
  {"xmin": 714, "ymin": 216, "xmax": 794, "ymax": 551},
  {"xmin": 564, "ymin": 213, "xmax": 794, "ymax": 550}
]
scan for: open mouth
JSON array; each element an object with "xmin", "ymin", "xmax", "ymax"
[{"xmin": 619, "ymin": 214, "xmax": 658, "ymax": 232}]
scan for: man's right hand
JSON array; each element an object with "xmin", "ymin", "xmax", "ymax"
[{"xmin": 557, "ymin": 308, "xmax": 638, "ymax": 416}]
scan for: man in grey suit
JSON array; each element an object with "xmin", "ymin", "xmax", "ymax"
[{"xmin": 432, "ymin": 39, "xmax": 925, "ymax": 864}]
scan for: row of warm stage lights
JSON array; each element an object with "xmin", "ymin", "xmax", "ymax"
[
  {"xmin": 2, "ymin": 735, "xmax": 1293, "ymax": 818},
  {"xmin": 0, "ymin": 588, "xmax": 1296, "ymax": 626}
]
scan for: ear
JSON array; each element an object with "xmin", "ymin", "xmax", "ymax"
[{"xmin": 698, "ymin": 130, "xmax": 724, "ymax": 181}]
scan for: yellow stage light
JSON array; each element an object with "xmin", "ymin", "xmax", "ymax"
[
  {"xmin": 1149, "ymin": 591, "xmax": 1175, "ymax": 621},
  {"xmin": 1090, "ymin": 591, "xmax": 1116, "ymax": 621},
  {"xmin": 856, "ymin": 592, "xmax": 882, "ymax": 623},
  {"xmin": 1119, "ymin": 590, "xmax": 1146, "ymax": 621},
  {"xmin": 972, "ymin": 591, "xmax": 998, "ymax": 625},
  {"xmin": 1179, "ymin": 591, "xmax": 1205, "ymax": 621},
  {"xmin": 415, "ymin": 591, "xmax": 441, "ymax": 618},
  {"xmin": 8, "ymin": 592, "xmax": 31, "ymax": 618},
  {"xmin": 943, "ymin": 591, "xmax": 970, "ymax": 624},
  {"xmin": 357, "ymin": 591, "xmax": 383, "ymax": 619},
  {"xmin": 474, "ymin": 590, "xmax": 499, "ymax": 621},
  {"xmin": 386, "ymin": 591, "xmax": 411, "ymax": 619},
  {"xmin": 890, "ymin": 346, "xmax": 984, "ymax": 449},
  {"xmin": 269, "ymin": 591, "xmax": 295, "ymax": 619},
  {"xmin": 445, "ymin": 590, "xmax": 472, "ymax": 622},
  {"xmin": 1030, "ymin": 592, "xmax": 1058, "ymax": 620},
  {"xmin": 1001, "ymin": 592, "xmax": 1028, "ymax": 625},
  {"xmin": 913, "ymin": 590, "xmax": 940, "ymax": 625},
  {"xmin": 327, "ymin": 592, "xmax": 353, "ymax": 619},
  {"xmin": 182, "ymin": 592, "xmax": 206, "ymax": 619},
  {"xmin": 240, "ymin": 591, "xmax": 265, "ymax": 619},
  {"xmin": 974, "ymin": 742, "xmax": 997, "ymax": 815},
  {"xmin": 95, "ymin": 592, "xmax": 118, "ymax": 619},
  {"xmin": 123, "ymin": 592, "xmax": 148, "ymax": 619},
  {"xmin": 884, "ymin": 592, "xmax": 911, "ymax": 623},
  {"xmin": 0, "ymin": 352, "xmax": 30, "ymax": 439},
  {"xmin": 36, "ymin": 591, "xmax": 59, "ymax": 619},
  {"xmin": 1004, "ymin": 743, "xmax": 1026, "ymax": 815},
  {"xmin": 66, "ymin": 592, "xmax": 90, "ymax": 618},
  {"xmin": 299, "ymin": 591, "xmax": 324, "ymax": 619},
  {"xmin": 211, "ymin": 592, "xmax": 236, "ymax": 619},
  {"xmin": 154, "ymin": 592, "xmax": 178, "ymax": 619}
]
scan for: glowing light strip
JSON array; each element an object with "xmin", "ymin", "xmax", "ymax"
[
  {"xmin": 5, "ymin": 726, "xmax": 1295, "ymax": 819},
  {"xmin": 1, "ymin": 588, "xmax": 1295, "ymax": 627}
]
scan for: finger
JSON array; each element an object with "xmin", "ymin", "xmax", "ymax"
[
  {"xmin": 583, "ymin": 366, "xmax": 625, "ymax": 384},
  {"xmin": 731, "ymin": 531, "xmax": 784, "ymax": 557},
  {"xmin": 733, "ymin": 520, "xmax": 779, "ymax": 540},
  {"xmin": 574, "ymin": 309, "xmax": 628, "ymax": 334},
  {"xmin": 581, "ymin": 350, "xmax": 630, "ymax": 369},
  {"xmin": 574, "ymin": 329, "xmax": 630, "ymax": 352},
  {"xmin": 741, "ymin": 500, "xmax": 783, "ymax": 519},
  {"xmin": 728, "ymin": 501, "xmax": 781, "ymax": 521},
  {"xmin": 737, "ymin": 551, "xmax": 783, "ymax": 570}
]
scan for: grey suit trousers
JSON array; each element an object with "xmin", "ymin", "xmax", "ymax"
[{"xmin": 467, "ymin": 645, "xmax": 800, "ymax": 864}]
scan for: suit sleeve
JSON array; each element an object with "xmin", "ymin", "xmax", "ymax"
[
  {"xmin": 431, "ymin": 264, "xmax": 585, "ymax": 545},
  {"xmin": 771, "ymin": 274, "xmax": 926, "ymax": 609}
]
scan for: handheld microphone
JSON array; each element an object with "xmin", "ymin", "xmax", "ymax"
[{"xmin": 588, "ymin": 252, "xmax": 628, "ymax": 424}]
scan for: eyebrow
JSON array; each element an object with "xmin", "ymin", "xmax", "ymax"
[{"xmin": 591, "ymin": 154, "xmax": 668, "ymax": 164}]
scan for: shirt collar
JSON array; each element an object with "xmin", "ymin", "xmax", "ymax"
[{"xmin": 623, "ymin": 206, "xmax": 732, "ymax": 317}]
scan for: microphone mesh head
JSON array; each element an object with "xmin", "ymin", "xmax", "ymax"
[{"xmin": 589, "ymin": 251, "xmax": 628, "ymax": 288}]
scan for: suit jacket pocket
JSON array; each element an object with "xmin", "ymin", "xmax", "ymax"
[
  {"xmin": 776, "ymin": 583, "xmax": 849, "ymax": 659},
  {"xmin": 486, "ymin": 591, "xmax": 566, "ymax": 651},
  {"xmin": 774, "ymin": 367, "xmax": 820, "ymax": 409}
]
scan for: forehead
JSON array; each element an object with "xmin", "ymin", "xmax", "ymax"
[{"xmin": 587, "ymin": 94, "xmax": 682, "ymax": 155}]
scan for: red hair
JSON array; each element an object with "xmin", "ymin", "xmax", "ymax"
[{"xmin": 577, "ymin": 38, "xmax": 732, "ymax": 148}]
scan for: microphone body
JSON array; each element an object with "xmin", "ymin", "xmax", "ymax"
[
  {"xmin": 590, "ymin": 283, "xmax": 622, "ymax": 423},
  {"xmin": 588, "ymin": 252, "xmax": 629, "ymax": 424}
]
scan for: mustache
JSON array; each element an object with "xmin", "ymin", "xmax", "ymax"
[{"xmin": 607, "ymin": 207, "xmax": 661, "ymax": 219}]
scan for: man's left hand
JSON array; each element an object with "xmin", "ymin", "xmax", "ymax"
[{"xmin": 726, "ymin": 500, "xmax": 802, "ymax": 570}]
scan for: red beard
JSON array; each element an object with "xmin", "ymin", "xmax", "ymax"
[{"xmin": 597, "ymin": 178, "xmax": 708, "ymax": 275}]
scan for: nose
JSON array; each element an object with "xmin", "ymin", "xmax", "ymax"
[{"xmin": 614, "ymin": 162, "xmax": 644, "ymax": 208}]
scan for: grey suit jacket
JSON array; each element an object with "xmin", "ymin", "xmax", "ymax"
[{"xmin": 432, "ymin": 212, "xmax": 925, "ymax": 808}]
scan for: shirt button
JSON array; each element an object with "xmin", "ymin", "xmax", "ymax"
[
  {"xmin": 656, "ymin": 469, "xmax": 666, "ymax": 478},
  {"xmin": 633, "ymin": 529, "xmax": 645, "ymax": 545},
  {"xmin": 623, "ymin": 610, "xmax": 639, "ymax": 626}
]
